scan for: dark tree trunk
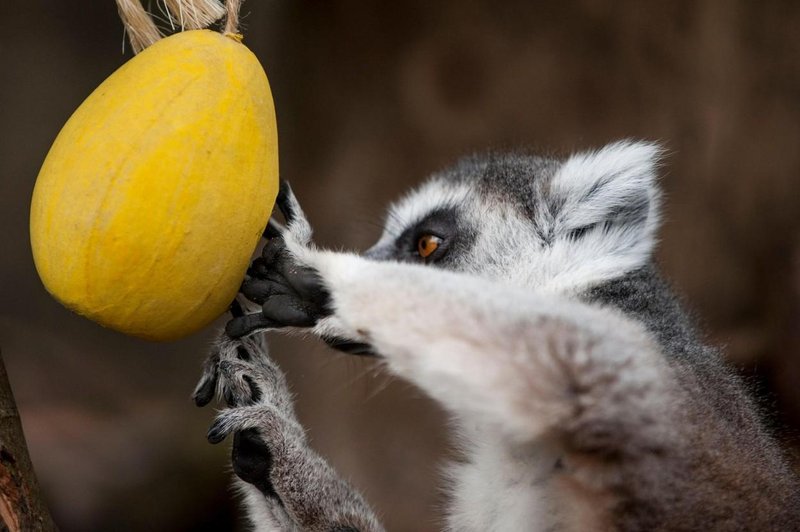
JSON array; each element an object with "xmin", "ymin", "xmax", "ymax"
[{"xmin": 0, "ymin": 351, "xmax": 57, "ymax": 532}]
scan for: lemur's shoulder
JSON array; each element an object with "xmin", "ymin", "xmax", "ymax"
[
  {"xmin": 582, "ymin": 263, "xmax": 701, "ymax": 357},
  {"xmin": 581, "ymin": 262, "xmax": 775, "ymax": 434}
]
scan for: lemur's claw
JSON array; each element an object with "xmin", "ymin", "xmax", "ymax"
[
  {"xmin": 206, "ymin": 418, "xmax": 229, "ymax": 444},
  {"xmin": 193, "ymin": 372, "xmax": 217, "ymax": 407},
  {"xmin": 275, "ymin": 179, "xmax": 296, "ymax": 223},
  {"xmin": 193, "ymin": 348, "xmax": 220, "ymax": 407}
]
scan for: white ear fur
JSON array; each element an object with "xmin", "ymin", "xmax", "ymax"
[
  {"xmin": 536, "ymin": 140, "xmax": 665, "ymax": 292},
  {"xmin": 551, "ymin": 140, "xmax": 663, "ymax": 233}
]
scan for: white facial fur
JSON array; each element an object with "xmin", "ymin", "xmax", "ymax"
[{"xmin": 377, "ymin": 140, "xmax": 664, "ymax": 295}]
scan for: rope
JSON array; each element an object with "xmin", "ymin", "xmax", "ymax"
[
  {"xmin": 116, "ymin": 0, "xmax": 241, "ymax": 54},
  {"xmin": 164, "ymin": 0, "xmax": 225, "ymax": 30},
  {"xmin": 115, "ymin": 0, "xmax": 162, "ymax": 54},
  {"xmin": 223, "ymin": 0, "xmax": 243, "ymax": 36}
]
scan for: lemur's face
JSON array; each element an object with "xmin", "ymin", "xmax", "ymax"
[
  {"xmin": 366, "ymin": 142, "xmax": 662, "ymax": 294},
  {"xmin": 365, "ymin": 154, "xmax": 558, "ymax": 279}
]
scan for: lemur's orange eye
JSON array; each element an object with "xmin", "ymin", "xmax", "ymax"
[{"xmin": 417, "ymin": 234, "xmax": 441, "ymax": 259}]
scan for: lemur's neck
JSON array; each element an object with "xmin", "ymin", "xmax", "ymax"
[{"xmin": 582, "ymin": 263, "xmax": 702, "ymax": 358}]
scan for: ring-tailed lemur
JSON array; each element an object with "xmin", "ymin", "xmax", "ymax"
[{"xmin": 194, "ymin": 140, "xmax": 800, "ymax": 531}]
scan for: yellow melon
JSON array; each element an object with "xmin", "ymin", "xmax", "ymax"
[{"xmin": 30, "ymin": 30, "xmax": 278, "ymax": 341}]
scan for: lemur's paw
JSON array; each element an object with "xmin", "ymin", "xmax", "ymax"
[
  {"xmin": 227, "ymin": 181, "xmax": 332, "ymax": 338},
  {"xmin": 193, "ymin": 320, "xmax": 294, "ymax": 413},
  {"xmin": 207, "ymin": 404, "xmax": 304, "ymax": 497}
]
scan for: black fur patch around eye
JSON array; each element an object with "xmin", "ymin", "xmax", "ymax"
[{"xmin": 392, "ymin": 207, "xmax": 475, "ymax": 267}]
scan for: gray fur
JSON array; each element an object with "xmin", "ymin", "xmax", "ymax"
[
  {"xmin": 205, "ymin": 140, "xmax": 800, "ymax": 531},
  {"xmin": 580, "ymin": 265, "xmax": 800, "ymax": 529},
  {"xmin": 201, "ymin": 332, "xmax": 384, "ymax": 532}
]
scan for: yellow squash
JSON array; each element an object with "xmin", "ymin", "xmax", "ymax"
[{"xmin": 30, "ymin": 30, "xmax": 278, "ymax": 341}]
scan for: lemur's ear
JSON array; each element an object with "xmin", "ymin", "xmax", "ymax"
[{"xmin": 548, "ymin": 140, "xmax": 663, "ymax": 250}]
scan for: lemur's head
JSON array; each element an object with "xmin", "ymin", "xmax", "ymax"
[{"xmin": 366, "ymin": 140, "xmax": 663, "ymax": 294}]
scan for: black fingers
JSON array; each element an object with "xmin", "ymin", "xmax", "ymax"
[
  {"xmin": 238, "ymin": 237, "xmax": 332, "ymax": 332},
  {"xmin": 261, "ymin": 295, "xmax": 320, "ymax": 328},
  {"xmin": 246, "ymin": 258, "xmax": 270, "ymax": 278},
  {"xmin": 282, "ymin": 266, "xmax": 329, "ymax": 305},
  {"xmin": 226, "ymin": 313, "xmax": 279, "ymax": 339},
  {"xmin": 260, "ymin": 236, "xmax": 286, "ymax": 265},
  {"xmin": 241, "ymin": 275, "xmax": 293, "ymax": 305},
  {"xmin": 248, "ymin": 235, "xmax": 287, "ymax": 278},
  {"xmin": 236, "ymin": 179, "xmax": 332, "ymax": 334},
  {"xmin": 230, "ymin": 299, "xmax": 245, "ymax": 318}
]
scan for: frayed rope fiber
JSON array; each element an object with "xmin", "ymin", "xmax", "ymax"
[
  {"xmin": 116, "ymin": 0, "xmax": 243, "ymax": 54},
  {"xmin": 164, "ymin": 0, "xmax": 226, "ymax": 30},
  {"xmin": 115, "ymin": 0, "xmax": 162, "ymax": 54}
]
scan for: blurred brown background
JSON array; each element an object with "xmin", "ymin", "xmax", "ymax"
[{"xmin": 2, "ymin": 1, "xmax": 799, "ymax": 530}]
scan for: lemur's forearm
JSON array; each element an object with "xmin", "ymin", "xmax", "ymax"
[
  {"xmin": 233, "ymin": 432, "xmax": 384, "ymax": 532},
  {"xmin": 307, "ymin": 251, "xmax": 680, "ymax": 450},
  {"xmin": 197, "ymin": 332, "xmax": 384, "ymax": 532}
]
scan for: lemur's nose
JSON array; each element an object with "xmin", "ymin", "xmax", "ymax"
[{"xmin": 363, "ymin": 244, "xmax": 393, "ymax": 261}]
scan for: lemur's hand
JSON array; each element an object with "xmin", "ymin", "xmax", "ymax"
[
  {"xmin": 193, "ymin": 303, "xmax": 295, "ymax": 412},
  {"xmin": 194, "ymin": 324, "xmax": 384, "ymax": 531},
  {"xmin": 226, "ymin": 180, "xmax": 331, "ymax": 339},
  {"xmin": 194, "ymin": 324, "xmax": 304, "ymax": 499},
  {"xmin": 227, "ymin": 181, "xmax": 376, "ymax": 355}
]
